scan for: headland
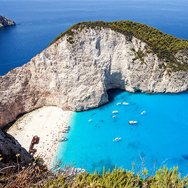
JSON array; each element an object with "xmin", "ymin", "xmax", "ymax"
[{"xmin": 0, "ymin": 15, "xmax": 16, "ymax": 28}]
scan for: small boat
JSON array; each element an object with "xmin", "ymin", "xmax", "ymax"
[
  {"xmin": 112, "ymin": 115, "xmax": 116, "ymax": 118},
  {"xmin": 141, "ymin": 111, "xmax": 146, "ymax": 114},
  {"xmin": 64, "ymin": 127, "xmax": 69, "ymax": 130},
  {"xmin": 112, "ymin": 111, "xmax": 118, "ymax": 114},
  {"xmin": 65, "ymin": 125, "xmax": 70, "ymax": 128},
  {"xmin": 113, "ymin": 137, "xmax": 121, "ymax": 141},
  {"xmin": 75, "ymin": 168, "xmax": 86, "ymax": 174},
  {"xmin": 57, "ymin": 167, "xmax": 85, "ymax": 175},
  {"xmin": 62, "ymin": 130, "xmax": 68, "ymax": 133},
  {"xmin": 58, "ymin": 137, "xmax": 67, "ymax": 142},
  {"xmin": 129, "ymin": 121, "xmax": 137, "ymax": 124},
  {"xmin": 123, "ymin": 102, "xmax": 129, "ymax": 105},
  {"xmin": 116, "ymin": 103, "xmax": 121, "ymax": 105},
  {"xmin": 88, "ymin": 119, "xmax": 92, "ymax": 122}
]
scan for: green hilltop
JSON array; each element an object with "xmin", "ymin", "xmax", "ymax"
[{"xmin": 49, "ymin": 20, "xmax": 188, "ymax": 72}]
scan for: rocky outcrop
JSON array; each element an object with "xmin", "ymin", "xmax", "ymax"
[
  {"xmin": 0, "ymin": 15, "xmax": 16, "ymax": 28},
  {"xmin": 0, "ymin": 26, "xmax": 188, "ymax": 128},
  {"xmin": 0, "ymin": 129, "xmax": 32, "ymax": 168}
]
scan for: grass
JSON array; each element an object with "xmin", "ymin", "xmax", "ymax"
[{"xmin": 49, "ymin": 20, "xmax": 188, "ymax": 72}]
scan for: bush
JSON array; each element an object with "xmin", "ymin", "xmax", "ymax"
[{"xmin": 49, "ymin": 20, "xmax": 188, "ymax": 72}]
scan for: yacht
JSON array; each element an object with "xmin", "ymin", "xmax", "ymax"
[
  {"xmin": 113, "ymin": 137, "xmax": 121, "ymax": 141},
  {"xmin": 129, "ymin": 121, "xmax": 137, "ymax": 124}
]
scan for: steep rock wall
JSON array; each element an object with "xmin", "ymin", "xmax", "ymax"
[
  {"xmin": 0, "ymin": 15, "xmax": 16, "ymax": 27},
  {"xmin": 0, "ymin": 129, "xmax": 32, "ymax": 168},
  {"xmin": 0, "ymin": 27, "xmax": 188, "ymax": 128}
]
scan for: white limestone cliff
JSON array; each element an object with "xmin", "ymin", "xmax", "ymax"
[{"xmin": 0, "ymin": 27, "xmax": 188, "ymax": 128}]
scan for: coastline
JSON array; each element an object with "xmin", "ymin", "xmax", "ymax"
[{"xmin": 7, "ymin": 106, "xmax": 72, "ymax": 169}]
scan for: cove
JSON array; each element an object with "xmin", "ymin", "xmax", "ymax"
[{"xmin": 54, "ymin": 90, "xmax": 188, "ymax": 176}]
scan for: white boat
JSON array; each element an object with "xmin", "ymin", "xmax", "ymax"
[
  {"xmin": 57, "ymin": 167, "xmax": 85, "ymax": 175},
  {"xmin": 75, "ymin": 168, "xmax": 86, "ymax": 174},
  {"xmin": 112, "ymin": 115, "xmax": 116, "ymax": 118},
  {"xmin": 88, "ymin": 119, "xmax": 92, "ymax": 122},
  {"xmin": 64, "ymin": 125, "xmax": 70, "ymax": 128},
  {"xmin": 129, "ymin": 121, "xmax": 137, "ymax": 124},
  {"xmin": 123, "ymin": 102, "xmax": 129, "ymax": 105},
  {"xmin": 64, "ymin": 127, "xmax": 69, "ymax": 131},
  {"xmin": 58, "ymin": 137, "xmax": 67, "ymax": 142},
  {"xmin": 141, "ymin": 111, "xmax": 146, "ymax": 114},
  {"xmin": 113, "ymin": 137, "xmax": 121, "ymax": 141},
  {"xmin": 112, "ymin": 111, "xmax": 118, "ymax": 114},
  {"xmin": 62, "ymin": 130, "xmax": 68, "ymax": 133},
  {"xmin": 116, "ymin": 103, "xmax": 121, "ymax": 105}
]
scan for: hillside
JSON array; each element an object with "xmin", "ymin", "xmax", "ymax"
[{"xmin": 50, "ymin": 20, "xmax": 188, "ymax": 72}]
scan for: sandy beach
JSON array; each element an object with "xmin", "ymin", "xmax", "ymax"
[{"xmin": 7, "ymin": 106, "xmax": 72, "ymax": 169}]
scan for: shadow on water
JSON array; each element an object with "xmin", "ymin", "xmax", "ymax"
[
  {"xmin": 91, "ymin": 158, "xmax": 115, "ymax": 173},
  {"xmin": 182, "ymin": 155, "xmax": 188, "ymax": 160},
  {"xmin": 127, "ymin": 142, "xmax": 139, "ymax": 150},
  {"xmin": 107, "ymin": 89, "xmax": 124, "ymax": 103}
]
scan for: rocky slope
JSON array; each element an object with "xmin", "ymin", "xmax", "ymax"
[
  {"xmin": 0, "ymin": 24, "xmax": 188, "ymax": 128},
  {"xmin": 0, "ymin": 129, "xmax": 32, "ymax": 168},
  {"xmin": 0, "ymin": 15, "xmax": 16, "ymax": 28}
]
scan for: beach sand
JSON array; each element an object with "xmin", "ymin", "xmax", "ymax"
[{"xmin": 7, "ymin": 106, "xmax": 72, "ymax": 169}]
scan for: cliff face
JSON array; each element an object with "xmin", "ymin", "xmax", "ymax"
[
  {"xmin": 0, "ymin": 27, "xmax": 188, "ymax": 128},
  {"xmin": 0, "ymin": 15, "xmax": 16, "ymax": 27},
  {"xmin": 0, "ymin": 129, "xmax": 31, "ymax": 168}
]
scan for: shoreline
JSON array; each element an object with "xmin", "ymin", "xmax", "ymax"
[{"xmin": 7, "ymin": 106, "xmax": 72, "ymax": 169}]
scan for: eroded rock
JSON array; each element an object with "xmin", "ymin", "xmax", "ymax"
[
  {"xmin": 0, "ymin": 129, "xmax": 32, "ymax": 168},
  {"xmin": 0, "ymin": 27, "xmax": 188, "ymax": 128},
  {"xmin": 0, "ymin": 15, "xmax": 16, "ymax": 28}
]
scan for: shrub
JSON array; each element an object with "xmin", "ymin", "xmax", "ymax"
[{"xmin": 49, "ymin": 20, "xmax": 188, "ymax": 72}]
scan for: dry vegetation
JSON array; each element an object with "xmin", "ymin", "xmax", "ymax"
[{"xmin": 1, "ymin": 154, "xmax": 188, "ymax": 187}]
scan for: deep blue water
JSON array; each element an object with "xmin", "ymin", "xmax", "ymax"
[
  {"xmin": 1, "ymin": 0, "xmax": 188, "ymax": 75},
  {"xmin": 1, "ymin": 0, "xmax": 188, "ymax": 176},
  {"xmin": 55, "ymin": 90, "xmax": 188, "ymax": 176}
]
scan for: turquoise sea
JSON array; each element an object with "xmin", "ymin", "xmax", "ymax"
[
  {"xmin": 1, "ymin": 0, "xmax": 188, "ymax": 176},
  {"xmin": 54, "ymin": 90, "xmax": 188, "ymax": 176}
]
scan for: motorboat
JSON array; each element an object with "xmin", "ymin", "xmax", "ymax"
[
  {"xmin": 116, "ymin": 103, "xmax": 121, "ymax": 105},
  {"xmin": 75, "ymin": 168, "xmax": 86, "ymax": 174},
  {"xmin": 112, "ymin": 111, "xmax": 118, "ymax": 114},
  {"xmin": 64, "ymin": 127, "xmax": 69, "ymax": 131},
  {"xmin": 62, "ymin": 130, "xmax": 68, "ymax": 133},
  {"xmin": 88, "ymin": 119, "xmax": 92, "ymax": 122},
  {"xmin": 65, "ymin": 125, "xmax": 70, "ymax": 128},
  {"xmin": 58, "ymin": 137, "xmax": 67, "ymax": 142},
  {"xmin": 113, "ymin": 137, "xmax": 121, "ymax": 141},
  {"xmin": 57, "ymin": 167, "xmax": 85, "ymax": 175},
  {"xmin": 112, "ymin": 115, "xmax": 116, "ymax": 118},
  {"xmin": 123, "ymin": 102, "xmax": 129, "ymax": 105},
  {"xmin": 141, "ymin": 111, "xmax": 146, "ymax": 114},
  {"xmin": 129, "ymin": 121, "xmax": 137, "ymax": 124}
]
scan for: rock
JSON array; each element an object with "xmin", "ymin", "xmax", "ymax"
[
  {"xmin": 0, "ymin": 129, "xmax": 32, "ymax": 168},
  {"xmin": 0, "ymin": 25, "xmax": 188, "ymax": 128},
  {"xmin": 0, "ymin": 15, "xmax": 16, "ymax": 28}
]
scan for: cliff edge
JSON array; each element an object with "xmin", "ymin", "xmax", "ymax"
[
  {"xmin": 0, "ymin": 21, "xmax": 188, "ymax": 128},
  {"xmin": 0, "ymin": 15, "xmax": 16, "ymax": 28},
  {"xmin": 0, "ymin": 129, "xmax": 32, "ymax": 168}
]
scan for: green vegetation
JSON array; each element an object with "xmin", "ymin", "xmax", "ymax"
[
  {"xmin": 132, "ymin": 48, "xmax": 146, "ymax": 64},
  {"xmin": 49, "ymin": 20, "xmax": 188, "ymax": 72},
  {"xmin": 72, "ymin": 166, "xmax": 188, "ymax": 188},
  {"xmin": 1, "ymin": 154, "xmax": 188, "ymax": 188}
]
